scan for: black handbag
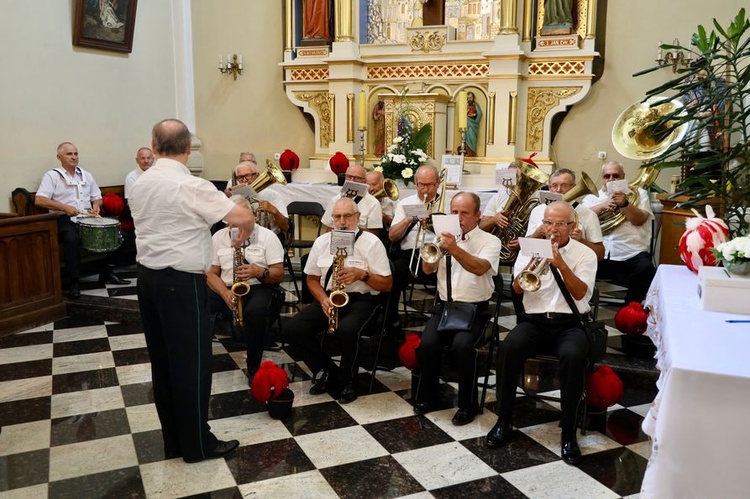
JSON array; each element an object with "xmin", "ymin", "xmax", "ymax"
[
  {"xmin": 436, "ymin": 256, "xmax": 478, "ymax": 332},
  {"xmin": 549, "ymin": 265, "xmax": 608, "ymax": 365}
]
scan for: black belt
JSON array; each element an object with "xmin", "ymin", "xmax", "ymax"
[{"xmin": 527, "ymin": 312, "xmax": 586, "ymax": 320}]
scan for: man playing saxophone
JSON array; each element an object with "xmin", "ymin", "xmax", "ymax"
[
  {"xmin": 206, "ymin": 196, "xmax": 285, "ymax": 384},
  {"xmin": 581, "ymin": 161, "xmax": 656, "ymax": 303},
  {"xmin": 285, "ymin": 197, "xmax": 392, "ymax": 404},
  {"xmin": 486, "ymin": 201, "xmax": 597, "ymax": 465}
]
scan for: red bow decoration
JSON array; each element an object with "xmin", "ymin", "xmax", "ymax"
[
  {"xmin": 250, "ymin": 360, "xmax": 289, "ymax": 403},
  {"xmin": 279, "ymin": 149, "xmax": 299, "ymax": 171},
  {"xmin": 585, "ymin": 365, "xmax": 624, "ymax": 410},
  {"xmin": 101, "ymin": 192, "xmax": 124, "ymax": 217},
  {"xmin": 518, "ymin": 152, "xmax": 539, "ymax": 168},
  {"xmin": 329, "ymin": 151, "xmax": 350, "ymax": 175},
  {"xmin": 398, "ymin": 334, "xmax": 421, "ymax": 370},
  {"xmin": 614, "ymin": 302, "xmax": 649, "ymax": 336}
]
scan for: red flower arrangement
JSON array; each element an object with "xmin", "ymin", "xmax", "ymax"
[
  {"xmin": 329, "ymin": 151, "xmax": 350, "ymax": 175},
  {"xmin": 250, "ymin": 361, "xmax": 289, "ymax": 403},
  {"xmin": 585, "ymin": 365, "xmax": 624, "ymax": 411},
  {"xmin": 398, "ymin": 334, "xmax": 421, "ymax": 370},
  {"xmin": 614, "ymin": 302, "xmax": 649, "ymax": 336},
  {"xmin": 279, "ymin": 149, "xmax": 299, "ymax": 171}
]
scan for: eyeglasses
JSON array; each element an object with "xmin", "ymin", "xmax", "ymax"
[
  {"xmin": 549, "ymin": 183, "xmax": 573, "ymax": 190},
  {"xmin": 345, "ymin": 175, "xmax": 366, "ymax": 182},
  {"xmin": 602, "ymin": 173, "xmax": 621, "ymax": 180},
  {"xmin": 236, "ymin": 172, "xmax": 259, "ymax": 182},
  {"xmin": 541, "ymin": 220, "xmax": 574, "ymax": 228},
  {"xmin": 332, "ymin": 212, "xmax": 358, "ymax": 221},
  {"xmin": 416, "ymin": 182, "xmax": 437, "ymax": 189}
]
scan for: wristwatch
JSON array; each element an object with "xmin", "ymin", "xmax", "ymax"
[
  {"xmin": 362, "ymin": 271, "xmax": 371, "ymax": 282},
  {"xmin": 261, "ymin": 268, "xmax": 270, "ymax": 279}
]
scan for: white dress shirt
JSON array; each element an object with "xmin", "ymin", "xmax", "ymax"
[
  {"xmin": 37, "ymin": 166, "xmax": 102, "ymax": 220},
  {"xmin": 130, "ymin": 158, "xmax": 237, "ymax": 273},
  {"xmin": 321, "ymin": 192, "xmax": 383, "ymax": 230},
  {"xmin": 211, "ymin": 225, "xmax": 284, "ymax": 286},
  {"xmin": 391, "ymin": 193, "xmax": 438, "ymax": 250},
  {"xmin": 124, "ymin": 168, "xmax": 145, "ymax": 199},
  {"xmin": 526, "ymin": 203, "xmax": 603, "ymax": 244}
]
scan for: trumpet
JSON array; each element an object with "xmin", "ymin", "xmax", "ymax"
[
  {"xmin": 419, "ymin": 235, "xmax": 457, "ymax": 264},
  {"xmin": 517, "ymin": 236, "xmax": 557, "ymax": 292},
  {"xmin": 231, "ymin": 246, "xmax": 250, "ymax": 326}
]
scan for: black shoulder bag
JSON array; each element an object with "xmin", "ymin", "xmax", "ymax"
[
  {"xmin": 549, "ymin": 265, "xmax": 608, "ymax": 365},
  {"xmin": 436, "ymin": 256, "xmax": 478, "ymax": 332}
]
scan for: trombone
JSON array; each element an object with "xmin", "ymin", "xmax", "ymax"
[{"xmin": 408, "ymin": 170, "xmax": 447, "ymax": 277}]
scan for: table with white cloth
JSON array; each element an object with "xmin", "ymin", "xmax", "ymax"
[{"xmin": 640, "ymin": 264, "xmax": 750, "ymax": 498}]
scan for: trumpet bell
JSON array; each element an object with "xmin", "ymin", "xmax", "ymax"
[
  {"xmin": 420, "ymin": 239, "xmax": 446, "ymax": 264},
  {"xmin": 612, "ymin": 96, "xmax": 689, "ymax": 160}
]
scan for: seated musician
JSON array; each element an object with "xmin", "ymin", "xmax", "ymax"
[
  {"xmin": 485, "ymin": 201, "xmax": 597, "ymax": 465},
  {"xmin": 205, "ymin": 195, "xmax": 285, "ymax": 383},
  {"xmin": 414, "ymin": 192, "xmax": 502, "ymax": 425},
  {"xmin": 285, "ymin": 197, "xmax": 392, "ymax": 404},
  {"xmin": 35, "ymin": 141, "xmax": 130, "ymax": 300},
  {"xmin": 386, "ymin": 164, "xmax": 441, "ymax": 327},
  {"xmin": 366, "ymin": 170, "xmax": 395, "ymax": 227},
  {"xmin": 581, "ymin": 161, "xmax": 656, "ymax": 303},
  {"xmin": 230, "ymin": 160, "xmax": 289, "ymax": 236},
  {"xmin": 526, "ymin": 169, "xmax": 605, "ymax": 260},
  {"xmin": 321, "ymin": 165, "xmax": 383, "ymax": 236}
]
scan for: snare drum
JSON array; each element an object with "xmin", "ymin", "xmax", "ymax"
[{"xmin": 78, "ymin": 217, "xmax": 122, "ymax": 253}]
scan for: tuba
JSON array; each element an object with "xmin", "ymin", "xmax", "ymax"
[
  {"xmin": 603, "ymin": 97, "xmax": 690, "ymax": 234},
  {"xmin": 327, "ymin": 247, "xmax": 349, "ymax": 334},
  {"xmin": 493, "ymin": 161, "xmax": 549, "ymax": 263},
  {"xmin": 373, "ymin": 179, "xmax": 399, "ymax": 201},
  {"xmin": 230, "ymin": 245, "xmax": 250, "ymax": 327},
  {"xmin": 248, "ymin": 160, "xmax": 288, "ymax": 228}
]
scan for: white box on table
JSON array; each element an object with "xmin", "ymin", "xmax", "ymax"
[{"xmin": 698, "ymin": 266, "xmax": 750, "ymax": 314}]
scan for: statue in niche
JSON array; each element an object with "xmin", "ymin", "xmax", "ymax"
[
  {"xmin": 302, "ymin": 0, "xmax": 333, "ymax": 44},
  {"xmin": 372, "ymin": 100, "xmax": 386, "ymax": 156},
  {"xmin": 541, "ymin": 0, "xmax": 575, "ymax": 36},
  {"xmin": 464, "ymin": 91, "xmax": 482, "ymax": 157}
]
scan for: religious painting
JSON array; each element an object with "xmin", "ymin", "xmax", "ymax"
[{"xmin": 73, "ymin": 0, "xmax": 138, "ymax": 53}]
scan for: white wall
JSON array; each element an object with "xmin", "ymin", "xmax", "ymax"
[{"xmin": 0, "ymin": 1, "xmax": 178, "ymax": 211}]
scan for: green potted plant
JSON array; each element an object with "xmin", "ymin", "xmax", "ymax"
[{"xmin": 634, "ymin": 8, "xmax": 750, "ymax": 238}]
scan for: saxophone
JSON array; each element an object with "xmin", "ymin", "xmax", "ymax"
[
  {"xmin": 327, "ymin": 247, "xmax": 350, "ymax": 334},
  {"xmin": 493, "ymin": 161, "xmax": 549, "ymax": 264},
  {"xmin": 230, "ymin": 246, "xmax": 250, "ymax": 327}
]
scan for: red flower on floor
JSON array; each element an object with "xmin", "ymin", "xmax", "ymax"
[{"xmin": 250, "ymin": 361, "xmax": 289, "ymax": 403}]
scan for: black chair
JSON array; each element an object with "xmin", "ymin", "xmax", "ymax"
[{"xmin": 284, "ymin": 201, "xmax": 325, "ymax": 307}]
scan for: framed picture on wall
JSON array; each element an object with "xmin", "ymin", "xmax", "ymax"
[{"xmin": 73, "ymin": 0, "xmax": 138, "ymax": 53}]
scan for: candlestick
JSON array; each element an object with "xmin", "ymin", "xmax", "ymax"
[
  {"xmin": 457, "ymin": 91, "xmax": 468, "ymax": 130},
  {"xmin": 358, "ymin": 91, "xmax": 367, "ymax": 130}
]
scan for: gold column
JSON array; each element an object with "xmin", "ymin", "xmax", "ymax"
[
  {"xmin": 335, "ymin": 0, "xmax": 354, "ymax": 42},
  {"xmin": 522, "ymin": 0, "xmax": 533, "ymax": 42},
  {"xmin": 487, "ymin": 92, "xmax": 496, "ymax": 145},
  {"xmin": 500, "ymin": 0, "xmax": 518, "ymax": 35},
  {"xmin": 346, "ymin": 93, "xmax": 354, "ymax": 143},
  {"xmin": 284, "ymin": 0, "xmax": 293, "ymax": 51},
  {"xmin": 329, "ymin": 93, "xmax": 336, "ymax": 143},
  {"xmin": 586, "ymin": 0, "xmax": 597, "ymax": 38},
  {"xmin": 508, "ymin": 91, "xmax": 518, "ymax": 145}
]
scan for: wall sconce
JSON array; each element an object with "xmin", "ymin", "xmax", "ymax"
[
  {"xmin": 656, "ymin": 39, "xmax": 691, "ymax": 73},
  {"xmin": 218, "ymin": 53, "xmax": 243, "ymax": 80}
]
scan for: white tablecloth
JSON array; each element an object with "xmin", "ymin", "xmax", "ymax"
[{"xmin": 641, "ymin": 264, "xmax": 750, "ymax": 498}]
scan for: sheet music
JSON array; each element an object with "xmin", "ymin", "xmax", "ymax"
[
  {"xmin": 518, "ymin": 237, "xmax": 554, "ymax": 259},
  {"xmin": 330, "ymin": 230, "xmax": 356, "ymax": 255}
]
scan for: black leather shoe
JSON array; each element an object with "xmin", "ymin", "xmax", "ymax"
[
  {"xmin": 183, "ymin": 439, "xmax": 239, "ymax": 463},
  {"xmin": 451, "ymin": 408, "xmax": 476, "ymax": 426},
  {"xmin": 101, "ymin": 274, "xmax": 130, "ymax": 285},
  {"xmin": 309, "ymin": 370, "xmax": 329, "ymax": 395},
  {"xmin": 338, "ymin": 384, "xmax": 358, "ymax": 404},
  {"xmin": 413, "ymin": 401, "xmax": 435, "ymax": 415},
  {"xmin": 561, "ymin": 434, "xmax": 582, "ymax": 465},
  {"xmin": 67, "ymin": 282, "xmax": 81, "ymax": 300},
  {"xmin": 485, "ymin": 419, "xmax": 513, "ymax": 448}
]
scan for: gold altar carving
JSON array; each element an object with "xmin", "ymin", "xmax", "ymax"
[
  {"xmin": 293, "ymin": 91, "xmax": 333, "ymax": 147},
  {"xmin": 409, "ymin": 31, "xmax": 447, "ymax": 53},
  {"xmin": 528, "ymin": 60, "xmax": 586, "ymax": 76},
  {"xmin": 488, "ymin": 91, "xmax": 496, "ymax": 145},
  {"xmin": 525, "ymin": 86, "xmax": 582, "ymax": 151},
  {"xmin": 290, "ymin": 67, "xmax": 329, "ymax": 81},
  {"xmin": 367, "ymin": 63, "xmax": 488, "ymax": 80},
  {"xmin": 346, "ymin": 93, "xmax": 354, "ymax": 143},
  {"xmin": 381, "ymin": 93, "xmax": 449, "ymax": 159}
]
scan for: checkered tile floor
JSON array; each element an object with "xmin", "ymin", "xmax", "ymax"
[{"xmin": 0, "ymin": 269, "xmax": 656, "ymax": 498}]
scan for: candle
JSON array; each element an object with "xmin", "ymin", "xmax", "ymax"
[
  {"xmin": 457, "ymin": 91, "xmax": 467, "ymax": 130},
  {"xmin": 657, "ymin": 41, "xmax": 663, "ymax": 61},
  {"xmin": 218, "ymin": 54, "xmax": 223, "ymax": 69},
  {"xmin": 358, "ymin": 91, "xmax": 367, "ymax": 130},
  {"xmin": 226, "ymin": 53, "xmax": 231, "ymax": 67}
]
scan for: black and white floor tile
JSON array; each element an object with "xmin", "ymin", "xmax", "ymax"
[{"xmin": 0, "ymin": 270, "xmax": 656, "ymax": 498}]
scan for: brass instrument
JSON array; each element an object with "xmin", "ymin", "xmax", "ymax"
[
  {"xmin": 601, "ymin": 97, "xmax": 690, "ymax": 234},
  {"xmin": 517, "ymin": 237, "xmax": 557, "ymax": 292},
  {"xmin": 373, "ymin": 179, "xmax": 399, "ymax": 201},
  {"xmin": 409, "ymin": 169, "xmax": 447, "ymax": 277},
  {"xmin": 562, "ymin": 171, "xmax": 598, "ymax": 204},
  {"xmin": 327, "ymin": 247, "xmax": 350, "ymax": 334},
  {"xmin": 420, "ymin": 236, "xmax": 450, "ymax": 264},
  {"xmin": 248, "ymin": 160, "xmax": 288, "ymax": 228},
  {"xmin": 493, "ymin": 161, "xmax": 549, "ymax": 263},
  {"xmin": 230, "ymin": 245, "xmax": 250, "ymax": 327}
]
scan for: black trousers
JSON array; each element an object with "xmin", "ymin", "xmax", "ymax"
[
  {"xmin": 386, "ymin": 249, "xmax": 430, "ymax": 323},
  {"xmin": 597, "ymin": 251, "xmax": 656, "ymax": 304},
  {"xmin": 415, "ymin": 301, "xmax": 489, "ymax": 411},
  {"xmin": 208, "ymin": 284, "xmax": 275, "ymax": 371},
  {"xmin": 497, "ymin": 314, "xmax": 588, "ymax": 433},
  {"xmin": 137, "ymin": 266, "xmax": 219, "ymax": 461},
  {"xmin": 57, "ymin": 217, "xmax": 122, "ymax": 283},
  {"xmin": 285, "ymin": 293, "xmax": 380, "ymax": 387}
]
